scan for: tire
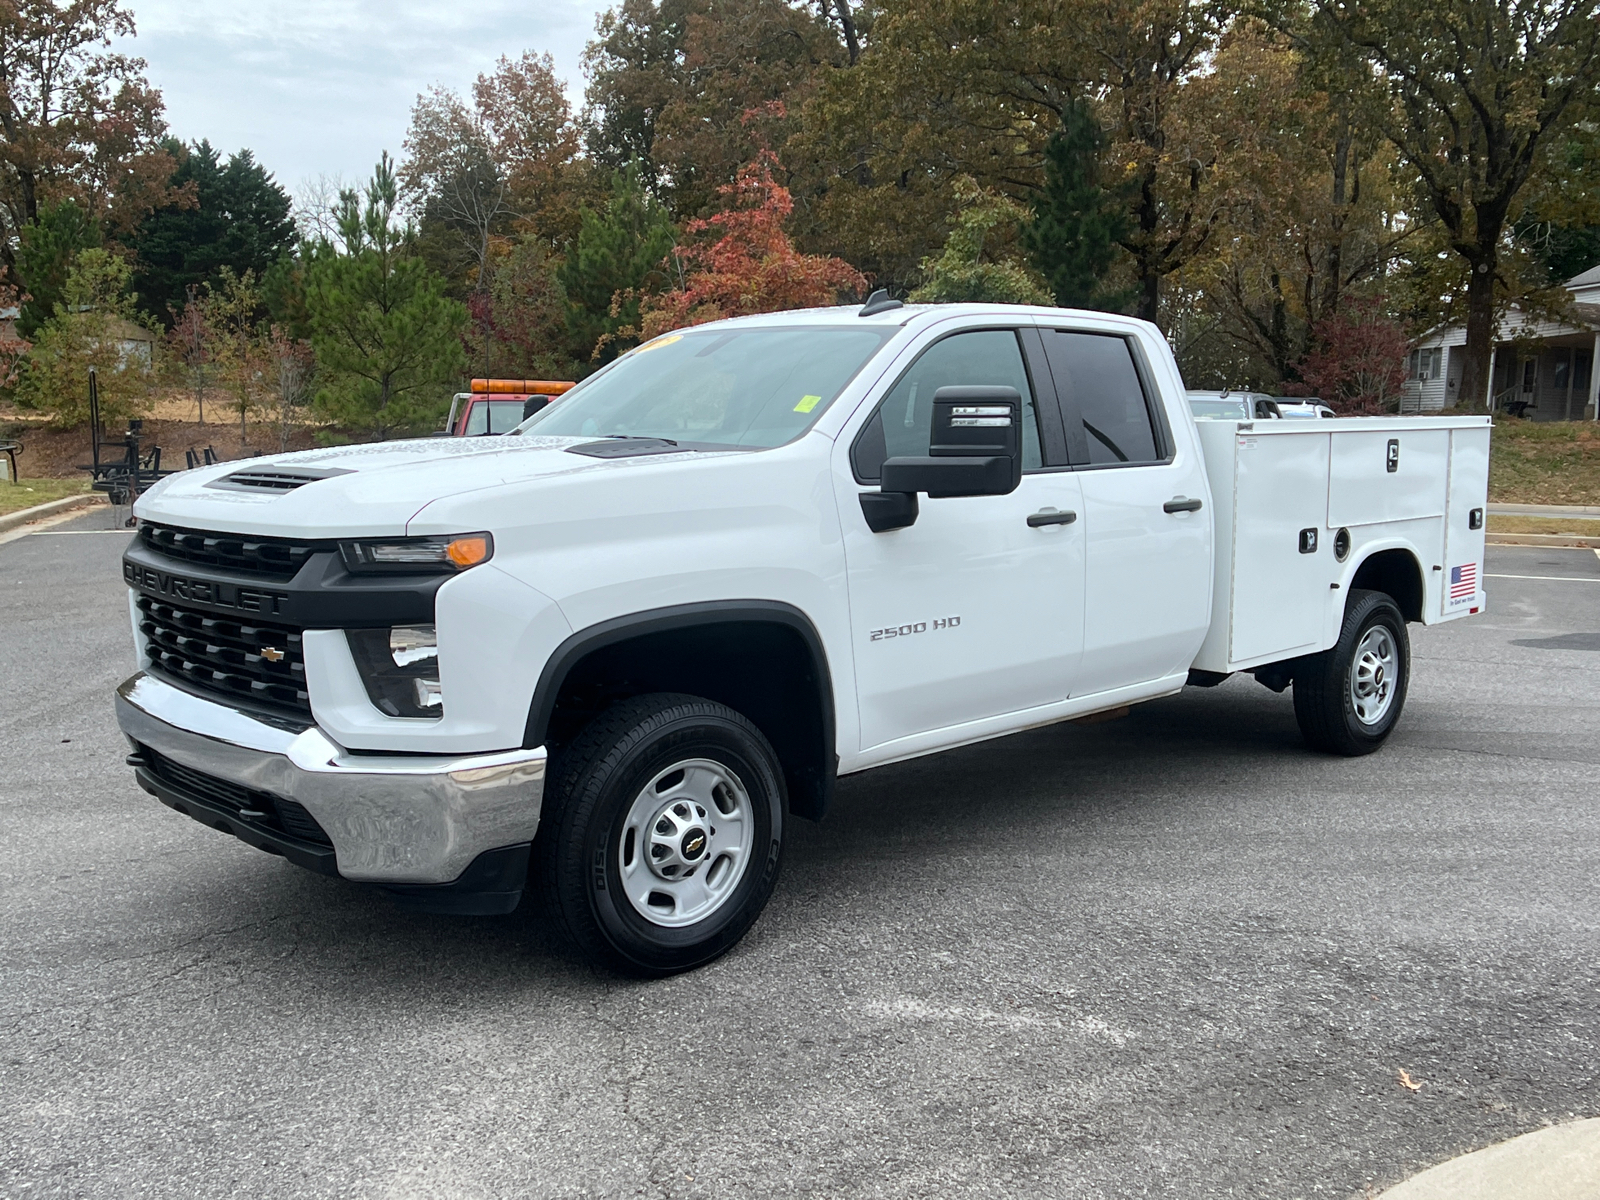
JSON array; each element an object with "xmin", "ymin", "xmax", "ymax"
[
  {"xmin": 1293, "ymin": 589, "xmax": 1410, "ymax": 756},
  {"xmin": 535, "ymin": 693, "xmax": 785, "ymax": 975}
]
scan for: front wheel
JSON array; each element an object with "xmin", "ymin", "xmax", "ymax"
[
  {"xmin": 1292, "ymin": 589, "xmax": 1410, "ymax": 756},
  {"xmin": 535, "ymin": 693, "xmax": 785, "ymax": 975}
]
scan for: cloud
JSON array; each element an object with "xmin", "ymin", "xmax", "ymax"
[{"xmin": 122, "ymin": 0, "xmax": 607, "ymax": 193}]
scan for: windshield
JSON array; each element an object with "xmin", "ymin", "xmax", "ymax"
[
  {"xmin": 512, "ymin": 325, "xmax": 897, "ymax": 449},
  {"xmin": 465, "ymin": 400, "xmax": 528, "ymax": 435},
  {"xmin": 1188, "ymin": 397, "xmax": 1249, "ymax": 419}
]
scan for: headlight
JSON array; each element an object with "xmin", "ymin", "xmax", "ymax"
[
  {"xmin": 340, "ymin": 533, "xmax": 493, "ymax": 574},
  {"xmin": 348, "ymin": 625, "xmax": 443, "ymax": 718}
]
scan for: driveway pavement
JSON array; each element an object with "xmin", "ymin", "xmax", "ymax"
[{"xmin": 2, "ymin": 516, "xmax": 1596, "ymax": 1199}]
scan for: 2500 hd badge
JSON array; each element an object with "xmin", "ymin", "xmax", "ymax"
[{"xmin": 870, "ymin": 616, "xmax": 961, "ymax": 641}]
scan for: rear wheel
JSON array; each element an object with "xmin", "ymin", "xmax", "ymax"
[
  {"xmin": 535, "ymin": 693, "xmax": 785, "ymax": 975},
  {"xmin": 1292, "ymin": 589, "xmax": 1409, "ymax": 756}
]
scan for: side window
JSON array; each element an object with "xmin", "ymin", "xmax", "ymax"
[
  {"xmin": 1042, "ymin": 331, "xmax": 1161, "ymax": 466},
  {"xmin": 852, "ymin": 329, "xmax": 1042, "ymax": 480}
]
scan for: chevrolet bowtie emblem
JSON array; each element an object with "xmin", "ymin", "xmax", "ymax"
[{"xmin": 260, "ymin": 646, "xmax": 285, "ymax": 663}]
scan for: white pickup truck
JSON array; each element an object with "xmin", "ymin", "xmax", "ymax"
[{"xmin": 114, "ymin": 301, "xmax": 1490, "ymax": 974}]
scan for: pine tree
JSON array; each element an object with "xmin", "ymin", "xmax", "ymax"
[
  {"xmin": 557, "ymin": 161, "xmax": 677, "ymax": 361},
  {"xmin": 304, "ymin": 156, "xmax": 468, "ymax": 440},
  {"xmin": 15, "ymin": 200, "xmax": 102, "ymax": 337},
  {"xmin": 1023, "ymin": 101, "xmax": 1131, "ymax": 312},
  {"xmin": 130, "ymin": 140, "xmax": 297, "ymax": 325}
]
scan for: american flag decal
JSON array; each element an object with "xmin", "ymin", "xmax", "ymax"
[{"xmin": 1449, "ymin": 563, "xmax": 1477, "ymax": 600}]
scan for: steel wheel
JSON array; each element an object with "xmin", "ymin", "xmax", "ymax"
[
  {"xmin": 617, "ymin": 757, "xmax": 754, "ymax": 928},
  {"xmin": 1348, "ymin": 625, "xmax": 1397, "ymax": 726}
]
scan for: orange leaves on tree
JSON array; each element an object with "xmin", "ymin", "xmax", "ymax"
[{"xmin": 641, "ymin": 148, "xmax": 865, "ymax": 338}]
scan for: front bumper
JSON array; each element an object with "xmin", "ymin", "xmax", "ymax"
[{"xmin": 115, "ymin": 672, "xmax": 547, "ymax": 892}]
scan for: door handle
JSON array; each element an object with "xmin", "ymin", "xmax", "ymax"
[
  {"xmin": 1163, "ymin": 496, "xmax": 1203, "ymax": 514},
  {"xmin": 1027, "ymin": 509, "xmax": 1078, "ymax": 527}
]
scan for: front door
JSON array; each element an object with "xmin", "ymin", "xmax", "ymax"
[
  {"xmin": 1035, "ymin": 328, "xmax": 1212, "ymax": 697},
  {"xmin": 836, "ymin": 327, "xmax": 1087, "ymax": 755}
]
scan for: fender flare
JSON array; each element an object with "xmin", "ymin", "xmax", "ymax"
[{"xmin": 522, "ymin": 600, "xmax": 838, "ymax": 820}]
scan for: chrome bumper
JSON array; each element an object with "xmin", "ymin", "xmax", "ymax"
[{"xmin": 115, "ymin": 672, "xmax": 547, "ymax": 885}]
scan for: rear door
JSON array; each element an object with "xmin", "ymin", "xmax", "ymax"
[
  {"xmin": 837, "ymin": 326, "xmax": 1086, "ymax": 753},
  {"xmin": 1036, "ymin": 328, "xmax": 1212, "ymax": 696},
  {"xmin": 1442, "ymin": 425, "xmax": 1490, "ymax": 616}
]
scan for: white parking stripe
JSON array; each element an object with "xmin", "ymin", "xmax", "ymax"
[{"xmin": 1487, "ymin": 573, "xmax": 1600, "ymax": 583}]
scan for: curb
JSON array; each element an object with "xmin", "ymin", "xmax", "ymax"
[
  {"xmin": 1487, "ymin": 532, "xmax": 1600, "ymax": 549},
  {"xmin": 1376, "ymin": 1117, "xmax": 1600, "ymax": 1199},
  {"xmin": 0, "ymin": 492, "xmax": 104, "ymax": 535},
  {"xmin": 1489, "ymin": 503, "xmax": 1600, "ymax": 519}
]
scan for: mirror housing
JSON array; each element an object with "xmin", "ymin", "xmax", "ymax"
[
  {"xmin": 861, "ymin": 386, "xmax": 1022, "ymax": 531},
  {"xmin": 881, "ymin": 385, "xmax": 1022, "ymax": 499}
]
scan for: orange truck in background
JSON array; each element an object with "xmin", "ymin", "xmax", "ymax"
[{"xmin": 444, "ymin": 379, "xmax": 577, "ymax": 436}]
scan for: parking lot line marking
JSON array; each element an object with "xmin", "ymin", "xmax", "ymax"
[{"xmin": 1487, "ymin": 573, "xmax": 1600, "ymax": 584}]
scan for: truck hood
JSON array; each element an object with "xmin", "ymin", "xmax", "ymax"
[{"xmin": 133, "ymin": 435, "xmax": 740, "ymax": 537}]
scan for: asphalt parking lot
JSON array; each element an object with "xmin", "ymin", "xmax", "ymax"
[{"xmin": 2, "ymin": 511, "xmax": 1597, "ymax": 1200}]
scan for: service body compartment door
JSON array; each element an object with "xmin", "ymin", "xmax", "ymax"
[
  {"xmin": 1229, "ymin": 430, "xmax": 1331, "ymax": 663},
  {"xmin": 1441, "ymin": 426, "xmax": 1489, "ymax": 616},
  {"xmin": 1328, "ymin": 429, "xmax": 1450, "ymax": 526}
]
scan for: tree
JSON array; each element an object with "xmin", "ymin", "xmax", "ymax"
[
  {"xmin": 1284, "ymin": 296, "xmax": 1409, "ymax": 414},
  {"xmin": 14, "ymin": 198, "xmax": 101, "ymax": 336},
  {"xmin": 167, "ymin": 283, "xmax": 213, "ymax": 423},
  {"xmin": 129, "ymin": 140, "xmax": 296, "ymax": 324},
  {"xmin": 909, "ymin": 177, "xmax": 1052, "ymax": 304},
  {"xmin": 582, "ymin": 0, "xmax": 700, "ymax": 191},
  {"xmin": 403, "ymin": 86, "xmax": 515, "ymax": 290},
  {"xmin": 1171, "ymin": 24, "xmax": 1415, "ymax": 388},
  {"xmin": 1023, "ymin": 99, "xmax": 1131, "ymax": 310},
  {"xmin": 1306, "ymin": 0, "xmax": 1600, "ymax": 410},
  {"xmin": 16, "ymin": 248, "xmax": 156, "ymax": 426},
  {"xmin": 640, "ymin": 147, "xmax": 865, "ymax": 336},
  {"xmin": 583, "ymin": 0, "xmax": 841, "ymax": 218},
  {"xmin": 557, "ymin": 161, "xmax": 677, "ymax": 361},
  {"xmin": 0, "ymin": 0, "xmax": 181, "ymax": 270},
  {"xmin": 304, "ymin": 156, "xmax": 468, "ymax": 439},
  {"xmin": 205, "ymin": 267, "xmax": 266, "ymax": 447},
  {"xmin": 266, "ymin": 326, "xmax": 313, "ymax": 452},
  {"xmin": 465, "ymin": 236, "xmax": 581, "ymax": 380},
  {"xmin": 402, "ymin": 50, "xmax": 585, "ymax": 287}
]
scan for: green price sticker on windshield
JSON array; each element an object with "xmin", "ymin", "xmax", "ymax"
[{"xmin": 794, "ymin": 394, "xmax": 822, "ymax": 413}]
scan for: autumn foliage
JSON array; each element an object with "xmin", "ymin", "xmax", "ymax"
[
  {"xmin": 640, "ymin": 148, "xmax": 865, "ymax": 339},
  {"xmin": 1285, "ymin": 297, "xmax": 1410, "ymax": 414}
]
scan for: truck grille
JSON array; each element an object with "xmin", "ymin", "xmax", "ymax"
[
  {"xmin": 138, "ymin": 522, "xmax": 330, "ymax": 580},
  {"xmin": 139, "ymin": 745, "xmax": 332, "ymax": 847},
  {"xmin": 137, "ymin": 594, "xmax": 311, "ymax": 718}
]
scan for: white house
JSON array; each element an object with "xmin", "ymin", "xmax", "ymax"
[{"xmin": 1402, "ymin": 265, "xmax": 1600, "ymax": 420}]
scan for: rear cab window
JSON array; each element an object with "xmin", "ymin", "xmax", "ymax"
[{"xmin": 1036, "ymin": 330, "xmax": 1169, "ymax": 467}]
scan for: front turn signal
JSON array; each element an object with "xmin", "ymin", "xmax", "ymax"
[{"xmin": 446, "ymin": 535, "xmax": 490, "ymax": 567}]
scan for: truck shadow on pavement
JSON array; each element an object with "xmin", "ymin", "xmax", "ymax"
[{"xmin": 151, "ymin": 678, "xmax": 1320, "ymax": 985}]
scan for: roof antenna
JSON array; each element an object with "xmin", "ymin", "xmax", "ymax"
[{"xmin": 858, "ymin": 288, "xmax": 904, "ymax": 317}]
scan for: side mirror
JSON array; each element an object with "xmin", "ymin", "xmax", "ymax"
[{"xmin": 861, "ymin": 386, "xmax": 1023, "ymax": 532}]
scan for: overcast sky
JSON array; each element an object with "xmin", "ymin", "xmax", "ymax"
[{"xmin": 122, "ymin": 0, "xmax": 609, "ymax": 203}]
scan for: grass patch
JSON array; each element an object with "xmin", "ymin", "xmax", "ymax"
[
  {"xmin": 0, "ymin": 476, "xmax": 91, "ymax": 516},
  {"xmin": 1489, "ymin": 419, "xmax": 1600, "ymax": 505},
  {"xmin": 1487, "ymin": 515, "xmax": 1600, "ymax": 535}
]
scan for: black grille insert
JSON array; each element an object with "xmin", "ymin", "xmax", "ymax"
[
  {"xmin": 138, "ymin": 594, "xmax": 311, "ymax": 717},
  {"xmin": 139, "ymin": 746, "xmax": 332, "ymax": 848},
  {"xmin": 138, "ymin": 522, "xmax": 332, "ymax": 580}
]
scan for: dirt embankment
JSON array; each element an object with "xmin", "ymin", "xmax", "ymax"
[{"xmin": 0, "ymin": 414, "xmax": 323, "ymax": 479}]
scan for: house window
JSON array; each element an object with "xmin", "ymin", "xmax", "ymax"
[{"xmin": 1409, "ymin": 347, "xmax": 1441, "ymax": 381}]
